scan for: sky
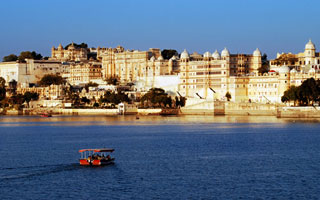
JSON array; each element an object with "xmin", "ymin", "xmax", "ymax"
[{"xmin": 0, "ymin": 0, "xmax": 319, "ymax": 60}]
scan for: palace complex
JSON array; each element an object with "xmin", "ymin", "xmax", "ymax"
[{"xmin": 1, "ymin": 40, "xmax": 320, "ymax": 106}]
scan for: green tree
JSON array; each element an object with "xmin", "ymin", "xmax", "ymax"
[
  {"xmin": 8, "ymin": 79, "xmax": 17, "ymax": 94},
  {"xmin": 0, "ymin": 77, "xmax": 5, "ymax": 88},
  {"xmin": 71, "ymin": 93, "xmax": 81, "ymax": 107},
  {"xmin": 8, "ymin": 94, "xmax": 25, "ymax": 108},
  {"xmin": 281, "ymin": 78, "xmax": 320, "ymax": 106},
  {"xmin": 81, "ymin": 96, "xmax": 91, "ymax": 105},
  {"xmin": 84, "ymin": 82, "xmax": 99, "ymax": 92},
  {"xmin": 161, "ymin": 49, "xmax": 178, "ymax": 60},
  {"xmin": 23, "ymin": 92, "xmax": 39, "ymax": 107},
  {"xmin": 0, "ymin": 77, "xmax": 6, "ymax": 103},
  {"xmin": 258, "ymin": 53, "xmax": 269, "ymax": 74},
  {"xmin": 38, "ymin": 74, "xmax": 66, "ymax": 86},
  {"xmin": 299, "ymin": 78, "xmax": 319, "ymax": 105},
  {"xmin": 106, "ymin": 76, "xmax": 119, "ymax": 85},
  {"xmin": 225, "ymin": 92, "xmax": 232, "ymax": 101},
  {"xmin": 3, "ymin": 54, "xmax": 18, "ymax": 62},
  {"xmin": 64, "ymin": 42, "xmax": 88, "ymax": 50},
  {"xmin": 18, "ymin": 51, "xmax": 42, "ymax": 62},
  {"xmin": 140, "ymin": 88, "xmax": 173, "ymax": 108},
  {"xmin": 281, "ymin": 86, "xmax": 299, "ymax": 106}
]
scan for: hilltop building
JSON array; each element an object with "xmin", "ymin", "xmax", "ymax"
[
  {"xmin": 51, "ymin": 43, "xmax": 88, "ymax": 62},
  {"xmin": 0, "ymin": 59, "xmax": 66, "ymax": 87},
  {"xmin": 270, "ymin": 39, "xmax": 320, "ymax": 72}
]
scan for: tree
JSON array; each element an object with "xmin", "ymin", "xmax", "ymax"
[
  {"xmin": 64, "ymin": 42, "xmax": 88, "ymax": 50},
  {"xmin": 0, "ymin": 77, "xmax": 5, "ymax": 88},
  {"xmin": 106, "ymin": 76, "xmax": 119, "ymax": 85},
  {"xmin": 299, "ymin": 78, "xmax": 319, "ymax": 105},
  {"xmin": 161, "ymin": 49, "xmax": 178, "ymax": 60},
  {"xmin": 100, "ymin": 91, "xmax": 130, "ymax": 106},
  {"xmin": 18, "ymin": 51, "xmax": 42, "ymax": 62},
  {"xmin": 3, "ymin": 54, "xmax": 18, "ymax": 62},
  {"xmin": 225, "ymin": 92, "xmax": 232, "ymax": 101},
  {"xmin": 0, "ymin": 77, "xmax": 6, "ymax": 103},
  {"xmin": 258, "ymin": 53, "xmax": 269, "ymax": 74},
  {"xmin": 84, "ymin": 82, "xmax": 98, "ymax": 92},
  {"xmin": 8, "ymin": 94, "xmax": 25, "ymax": 108},
  {"xmin": 281, "ymin": 86, "xmax": 299, "ymax": 106},
  {"xmin": 23, "ymin": 92, "xmax": 39, "ymax": 107},
  {"xmin": 38, "ymin": 74, "xmax": 66, "ymax": 86},
  {"xmin": 175, "ymin": 96, "xmax": 187, "ymax": 108},
  {"xmin": 281, "ymin": 78, "xmax": 320, "ymax": 106},
  {"xmin": 140, "ymin": 88, "xmax": 173, "ymax": 108},
  {"xmin": 8, "ymin": 79, "xmax": 17, "ymax": 94},
  {"xmin": 81, "ymin": 96, "xmax": 91, "ymax": 105}
]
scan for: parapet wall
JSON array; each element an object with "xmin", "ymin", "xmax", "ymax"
[
  {"xmin": 277, "ymin": 106, "xmax": 320, "ymax": 118},
  {"xmin": 214, "ymin": 101, "xmax": 279, "ymax": 116}
]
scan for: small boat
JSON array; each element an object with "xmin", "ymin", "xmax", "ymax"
[
  {"xmin": 79, "ymin": 148, "xmax": 115, "ymax": 166},
  {"xmin": 40, "ymin": 113, "xmax": 52, "ymax": 117}
]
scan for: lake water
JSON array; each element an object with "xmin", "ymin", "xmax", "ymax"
[{"xmin": 0, "ymin": 115, "xmax": 320, "ymax": 199}]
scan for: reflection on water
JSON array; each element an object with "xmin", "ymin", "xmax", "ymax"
[
  {"xmin": 1, "ymin": 115, "xmax": 319, "ymax": 127},
  {"xmin": 0, "ymin": 115, "xmax": 320, "ymax": 199}
]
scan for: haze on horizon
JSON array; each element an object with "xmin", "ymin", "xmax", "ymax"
[{"xmin": 0, "ymin": 0, "xmax": 319, "ymax": 60}]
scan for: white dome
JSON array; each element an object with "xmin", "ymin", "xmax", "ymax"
[
  {"xmin": 170, "ymin": 55, "xmax": 177, "ymax": 60},
  {"xmin": 253, "ymin": 48, "xmax": 261, "ymax": 57},
  {"xmin": 305, "ymin": 39, "xmax": 315, "ymax": 50},
  {"xmin": 278, "ymin": 65, "xmax": 290, "ymax": 74},
  {"xmin": 290, "ymin": 68, "xmax": 297, "ymax": 73},
  {"xmin": 150, "ymin": 56, "xmax": 155, "ymax": 62},
  {"xmin": 180, "ymin": 49, "xmax": 189, "ymax": 59},
  {"xmin": 221, "ymin": 47, "xmax": 230, "ymax": 57},
  {"xmin": 212, "ymin": 50, "xmax": 220, "ymax": 59},
  {"xmin": 309, "ymin": 68, "xmax": 316, "ymax": 73},
  {"xmin": 157, "ymin": 55, "xmax": 164, "ymax": 61},
  {"xmin": 203, "ymin": 51, "xmax": 212, "ymax": 58}
]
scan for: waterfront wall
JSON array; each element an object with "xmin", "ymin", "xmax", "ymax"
[
  {"xmin": 21, "ymin": 108, "xmax": 162, "ymax": 116},
  {"xmin": 222, "ymin": 102, "xmax": 279, "ymax": 116},
  {"xmin": 277, "ymin": 106, "xmax": 320, "ymax": 118}
]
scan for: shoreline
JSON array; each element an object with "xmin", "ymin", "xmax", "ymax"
[{"xmin": 2, "ymin": 105, "xmax": 320, "ymax": 118}]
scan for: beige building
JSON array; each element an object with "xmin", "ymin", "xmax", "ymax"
[
  {"xmin": 178, "ymin": 48, "xmax": 261, "ymax": 99},
  {"xmin": 51, "ymin": 43, "xmax": 87, "ymax": 61},
  {"xmin": 99, "ymin": 46, "xmax": 172, "ymax": 85},
  {"xmin": 68, "ymin": 61, "xmax": 103, "ymax": 85},
  {"xmin": 17, "ymin": 84, "xmax": 65, "ymax": 100},
  {"xmin": 0, "ymin": 59, "xmax": 66, "ymax": 87},
  {"xmin": 270, "ymin": 39, "xmax": 320, "ymax": 72}
]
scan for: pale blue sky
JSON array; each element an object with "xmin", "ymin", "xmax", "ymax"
[{"xmin": 0, "ymin": 0, "xmax": 319, "ymax": 59}]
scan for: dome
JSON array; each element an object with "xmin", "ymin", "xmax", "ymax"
[
  {"xmin": 169, "ymin": 55, "xmax": 177, "ymax": 61},
  {"xmin": 203, "ymin": 51, "xmax": 212, "ymax": 58},
  {"xmin": 305, "ymin": 39, "xmax": 315, "ymax": 50},
  {"xmin": 290, "ymin": 68, "xmax": 297, "ymax": 73},
  {"xmin": 157, "ymin": 55, "xmax": 164, "ymax": 61},
  {"xmin": 253, "ymin": 48, "xmax": 261, "ymax": 57},
  {"xmin": 309, "ymin": 68, "xmax": 316, "ymax": 73},
  {"xmin": 278, "ymin": 65, "xmax": 290, "ymax": 74},
  {"xmin": 221, "ymin": 47, "xmax": 230, "ymax": 57},
  {"xmin": 212, "ymin": 50, "xmax": 220, "ymax": 59},
  {"xmin": 180, "ymin": 49, "xmax": 189, "ymax": 59},
  {"xmin": 150, "ymin": 56, "xmax": 155, "ymax": 62}
]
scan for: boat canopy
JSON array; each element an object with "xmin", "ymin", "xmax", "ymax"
[{"xmin": 79, "ymin": 148, "xmax": 114, "ymax": 153}]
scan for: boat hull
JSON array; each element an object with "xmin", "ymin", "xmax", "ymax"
[{"xmin": 79, "ymin": 158, "xmax": 115, "ymax": 166}]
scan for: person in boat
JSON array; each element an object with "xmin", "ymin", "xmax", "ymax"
[{"xmin": 107, "ymin": 155, "xmax": 111, "ymax": 160}]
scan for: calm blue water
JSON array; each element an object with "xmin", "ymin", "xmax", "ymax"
[{"xmin": 0, "ymin": 115, "xmax": 320, "ymax": 199}]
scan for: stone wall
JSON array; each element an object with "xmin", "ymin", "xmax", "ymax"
[{"xmin": 277, "ymin": 106, "xmax": 320, "ymax": 118}]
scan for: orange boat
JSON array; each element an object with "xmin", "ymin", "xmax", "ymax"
[
  {"xmin": 79, "ymin": 148, "xmax": 115, "ymax": 166},
  {"xmin": 40, "ymin": 113, "xmax": 52, "ymax": 117}
]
